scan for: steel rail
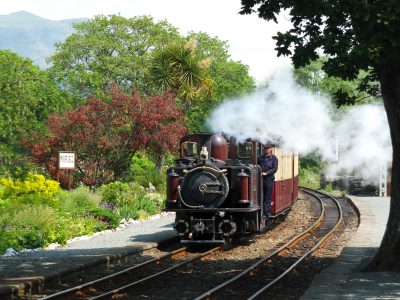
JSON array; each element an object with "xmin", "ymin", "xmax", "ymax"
[
  {"xmin": 89, "ymin": 246, "xmax": 221, "ymax": 300},
  {"xmin": 194, "ymin": 190, "xmax": 326, "ymax": 300},
  {"xmin": 247, "ymin": 188, "xmax": 343, "ymax": 300},
  {"xmin": 40, "ymin": 246, "xmax": 187, "ymax": 300}
]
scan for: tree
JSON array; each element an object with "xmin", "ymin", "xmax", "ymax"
[
  {"xmin": 149, "ymin": 32, "xmax": 255, "ymax": 132},
  {"xmin": 149, "ymin": 39, "xmax": 213, "ymax": 114},
  {"xmin": 48, "ymin": 15, "xmax": 180, "ymax": 104},
  {"xmin": 185, "ymin": 32, "xmax": 256, "ymax": 132},
  {"xmin": 294, "ymin": 57, "xmax": 379, "ymax": 105},
  {"xmin": 26, "ymin": 87, "xmax": 185, "ymax": 187},
  {"xmin": 0, "ymin": 50, "xmax": 69, "ymax": 177},
  {"xmin": 240, "ymin": 0, "xmax": 400, "ymax": 270}
]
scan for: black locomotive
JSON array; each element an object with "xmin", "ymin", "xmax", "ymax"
[{"xmin": 165, "ymin": 132, "xmax": 298, "ymax": 243}]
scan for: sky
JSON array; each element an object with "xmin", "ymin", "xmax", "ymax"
[{"xmin": 0, "ymin": 0, "xmax": 292, "ymax": 84}]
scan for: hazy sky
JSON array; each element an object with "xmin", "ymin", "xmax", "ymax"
[{"xmin": 0, "ymin": 0, "xmax": 292, "ymax": 84}]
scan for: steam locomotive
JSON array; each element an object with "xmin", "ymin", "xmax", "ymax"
[{"xmin": 165, "ymin": 133, "xmax": 299, "ymax": 243}]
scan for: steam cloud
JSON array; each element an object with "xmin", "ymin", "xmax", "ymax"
[{"xmin": 207, "ymin": 69, "xmax": 392, "ymax": 181}]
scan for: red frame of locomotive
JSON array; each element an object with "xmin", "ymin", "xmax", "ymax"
[{"xmin": 165, "ymin": 133, "xmax": 299, "ymax": 243}]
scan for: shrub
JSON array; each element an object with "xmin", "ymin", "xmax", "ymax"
[
  {"xmin": 0, "ymin": 204, "xmax": 64, "ymax": 251},
  {"xmin": 118, "ymin": 193, "xmax": 161, "ymax": 220},
  {"xmin": 59, "ymin": 186, "xmax": 120, "ymax": 228},
  {"xmin": 299, "ymin": 167, "xmax": 321, "ymax": 189},
  {"xmin": 99, "ymin": 181, "xmax": 130, "ymax": 206},
  {"xmin": 135, "ymin": 168, "xmax": 166, "ymax": 192},
  {"xmin": 130, "ymin": 152, "xmax": 155, "ymax": 176},
  {"xmin": 87, "ymin": 207, "xmax": 120, "ymax": 228},
  {"xmin": 99, "ymin": 181, "xmax": 145, "ymax": 207},
  {"xmin": 299, "ymin": 153, "xmax": 325, "ymax": 189},
  {"xmin": 0, "ymin": 173, "xmax": 60, "ymax": 200},
  {"xmin": 136, "ymin": 194, "xmax": 159, "ymax": 215},
  {"xmin": 59, "ymin": 186, "xmax": 101, "ymax": 214},
  {"xmin": 130, "ymin": 152, "xmax": 166, "ymax": 192},
  {"xmin": 117, "ymin": 205, "xmax": 140, "ymax": 220},
  {"xmin": 26, "ymin": 87, "xmax": 185, "ymax": 187},
  {"xmin": 143, "ymin": 193, "xmax": 164, "ymax": 210}
]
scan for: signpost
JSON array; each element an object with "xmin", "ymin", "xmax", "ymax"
[{"xmin": 58, "ymin": 151, "xmax": 76, "ymax": 190}]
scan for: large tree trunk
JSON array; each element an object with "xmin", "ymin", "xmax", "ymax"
[{"xmin": 367, "ymin": 63, "xmax": 400, "ymax": 271}]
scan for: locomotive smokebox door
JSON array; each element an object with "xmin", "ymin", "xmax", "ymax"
[{"xmin": 180, "ymin": 166, "xmax": 229, "ymax": 208}]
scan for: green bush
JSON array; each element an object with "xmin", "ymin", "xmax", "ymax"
[
  {"xmin": 59, "ymin": 186, "xmax": 101, "ymax": 214},
  {"xmin": 117, "ymin": 205, "xmax": 140, "ymax": 220},
  {"xmin": 299, "ymin": 153, "xmax": 324, "ymax": 189},
  {"xmin": 87, "ymin": 207, "xmax": 120, "ymax": 228},
  {"xmin": 130, "ymin": 152, "xmax": 155, "ymax": 176},
  {"xmin": 0, "ymin": 193, "xmax": 120, "ymax": 253},
  {"xmin": 101, "ymin": 185, "xmax": 164, "ymax": 220},
  {"xmin": 99, "ymin": 181, "xmax": 129, "ymax": 204},
  {"xmin": 136, "ymin": 168, "xmax": 166, "ymax": 192},
  {"xmin": 59, "ymin": 186, "xmax": 120, "ymax": 229},
  {"xmin": 99, "ymin": 181, "xmax": 145, "ymax": 207},
  {"xmin": 0, "ymin": 204, "xmax": 68, "ymax": 252},
  {"xmin": 0, "ymin": 173, "xmax": 60, "ymax": 200},
  {"xmin": 299, "ymin": 167, "xmax": 321, "ymax": 189},
  {"xmin": 129, "ymin": 152, "xmax": 166, "ymax": 192},
  {"xmin": 143, "ymin": 193, "xmax": 164, "ymax": 210},
  {"xmin": 0, "ymin": 175, "xmax": 165, "ymax": 253}
]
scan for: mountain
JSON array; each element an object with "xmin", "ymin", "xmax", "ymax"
[{"xmin": 0, "ymin": 11, "xmax": 87, "ymax": 68}]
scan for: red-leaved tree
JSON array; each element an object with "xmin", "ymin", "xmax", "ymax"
[{"xmin": 26, "ymin": 87, "xmax": 186, "ymax": 187}]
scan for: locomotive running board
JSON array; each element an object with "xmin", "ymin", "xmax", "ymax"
[{"xmin": 164, "ymin": 206, "xmax": 260, "ymax": 213}]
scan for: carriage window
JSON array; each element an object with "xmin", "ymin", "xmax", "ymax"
[
  {"xmin": 257, "ymin": 143, "xmax": 263, "ymax": 156},
  {"xmin": 238, "ymin": 142, "xmax": 253, "ymax": 158},
  {"xmin": 181, "ymin": 141, "xmax": 198, "ymax": 158}
]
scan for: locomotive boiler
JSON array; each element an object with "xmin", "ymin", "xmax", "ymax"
[{"xmin": 165, "ymin": 132, "xmax": 298, "ymax": 243}]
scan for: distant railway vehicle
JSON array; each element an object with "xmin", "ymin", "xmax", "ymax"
[{"xmin": 165, "ymin": 132, "xmax": 299, "ymax": 243}]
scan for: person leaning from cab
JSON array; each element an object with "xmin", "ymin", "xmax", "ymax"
[{"xmin": 257, "ymin": 144, "xmax": 278, "ymax": 220}]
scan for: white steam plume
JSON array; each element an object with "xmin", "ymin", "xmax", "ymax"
[
  {"xmin": 328, "ymin": 104, "xmax": 392, "ymax": 180},
  {"xmin": 207, "ymin": 69, "xmax": 392, "ymax": 180}
]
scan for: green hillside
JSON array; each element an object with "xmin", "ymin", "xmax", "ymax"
[{"xmin": 0, "ymin": 11, "xmax": 86, "ymax": 67}]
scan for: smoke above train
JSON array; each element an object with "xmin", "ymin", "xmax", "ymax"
[{"xmin": 207, "ymin": 68, "xmax": 392, "ymax": 181}]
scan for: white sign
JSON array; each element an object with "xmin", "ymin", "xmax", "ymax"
[{"xmin": 58, "ymin": 152, "xmax": 76, "ymax": 169}]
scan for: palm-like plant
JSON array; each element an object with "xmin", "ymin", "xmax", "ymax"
[{"xmin": 149, "ymin": 39, "xmax": 213, "ymax": 112}]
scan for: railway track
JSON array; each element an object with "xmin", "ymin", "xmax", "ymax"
[
  {"xmin": 37, "ymin": 188, "xmax": 342, "ymax": 300},
  {"xmin": 40, "ymin": 245, "xmax": 220, "ymax": 300},
  {"xmin": 194, "ymin": 187, "xmax": 343, "ymax": 300}
]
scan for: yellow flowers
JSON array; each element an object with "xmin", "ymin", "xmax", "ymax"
[{"xmin": 0, "ymin": 173, "xmax": 60, "ymax": 199}]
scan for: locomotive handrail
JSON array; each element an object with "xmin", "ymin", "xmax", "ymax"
[{"xmin": 177, "ymin": 185, "xmax": 205, "ymax": 209}]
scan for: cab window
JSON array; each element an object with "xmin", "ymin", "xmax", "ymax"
[
  {"xmin": 237, "ymin": 142, "xmax": 253, "ymax": 159},
  {"xmin": 181, "ymin": 141, "xmax": 198, "ymax": 158}
]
